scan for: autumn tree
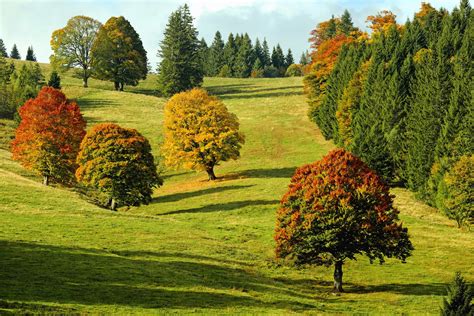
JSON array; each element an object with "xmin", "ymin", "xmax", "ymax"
[
  {"xmin": 162, "ymin": 88, "xmax": 245, "ymax": 180},
  {"xmin": 25, "ymin": 46, "xmax": 36, "ymax": 61},
  {"xmin": 76, "ymin": 123, "xmax": 162, "ymax": 210},
  {"xmin": 91, "ymin": 16, "xmax": 147, "ymax": 91},
  {"xmin": 11, "ymin": 87, "xmax": 86, "ymax": 185},
  {"xmin": 157, "ymin": 4, "xmax": 202, "ymax": 96},
  {"xmin": 366, "ymin": 10, "xmax": 398, "ymax": 34},
  {"xmin": 275, "ymin": 149, "xmax": 413, "ymax": 293},
  {"xmin": 50, "ymin": 15, "xmax": 101, "ymax": 87},
  {"xmin": 10, "ymin": 44, "xmax": 20, "ymax": 59}
]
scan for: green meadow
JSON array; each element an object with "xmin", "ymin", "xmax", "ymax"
[{"xmin": 0, "ymin": 61, "xmax": 472, "ymax": 314}]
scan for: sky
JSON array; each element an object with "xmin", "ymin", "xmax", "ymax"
[{"xmin": 0, "ymin": 0, "xmax": 462, "ymax": 68}]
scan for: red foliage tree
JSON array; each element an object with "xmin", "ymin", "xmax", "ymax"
[
  {"xmin": 11, "ymin": 86, "xmax": 86, "ymax": 185},
  {"xmin": 275, "ymin": 149, "xmax": 413, "ymax": 293}
]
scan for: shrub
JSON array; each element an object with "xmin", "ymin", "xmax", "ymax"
[
  {"xmin": 441, "ymin": 272, "xmax": 473, "ymax": 315},
  {"xmin": 275, "ymin": 148, "xmax": 413, "ymax": 293},
  {"xmin": 263, "ymin": 66, "xmax": 279, "ymax": 78},
  {"xmin": 285, "ymin": 64, "xmax": 303, "ymax": 77}
]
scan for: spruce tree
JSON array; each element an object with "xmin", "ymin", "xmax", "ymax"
[
  {"xmin": 10, "ymin": 44, "xmax": 20, "ymax": 59},
  {"xmin": 0, "ymin": 39, "xmax": 7, "ymax": 57},
  {"xmin": 441, "ymin": 272, "xmax": 473, "ymax": 316},
  {"xmin": 25, "ymin": 46, "xmax": 36, "ymax": 61},
  {"xmin": 300, "ymin": 50, "xmax": 309, "ymax": 65},
  {"xmin": 208, "ymin": 31, "xmax": 225, "ymax": 76},
  {"xmin": 254, "ymin": 38, "xmax": 264, "ymax": 66},
  {"xmin": 234, "ymin": 33, "xmax": 254, "ymax": 78},
  {"xmin": 285, "ymin": 49, "xmax": 294, "ymax": 68},
  {"xmin": 48, "ymin": 71, "xmax": 61, "ymax": 89},
  {"xmin": 223, "ymin": 33, "xmax": 237, "ymax": 76},
  {"xmin": 262, "ymin": 38, "xmax": 271, "ymax": 67},
  {"xmin": 198, "ymin": 37, "xmax": 210, "ymax": 76},
  {"xmin": 339, "ymin": 9, "xmax": 355, "ymax": 35},
  {"xmin": 157, "ymin": 4, "xmax": 203, "ymax": 96}
]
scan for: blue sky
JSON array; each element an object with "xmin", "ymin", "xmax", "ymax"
[{"xmin": 0, "ymin": 0, "xmax": 462, "ymax": 67}]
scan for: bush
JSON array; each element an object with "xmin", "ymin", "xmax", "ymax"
[
  {"xmin": 218, "ymin": 65, "xmax": 231, "ymax": 77},
  {"xmin": 285, "ymin": 64, "xmax": 303, "ymax": 77},
  {"xmin": 441, "ymin": 272, "xmax": 473, "ymax": 315},
  {"xmin": 275, "ymin": 148, "xmax": 413, "ymax": 293},
  {"xmin": 263, "ymin": 66, "xmax": 279, "ymax": 78}
]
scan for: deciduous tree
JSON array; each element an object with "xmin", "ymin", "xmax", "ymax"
[
  {"xmin": 50, "ymin": 16, "xmax": 101, "ymax": 87},
  {"xmin": 162, "ymin": 88, "xmax": 245, "ymax": 180},
  {"xmin": 275, "ymin": 149, "xmax": 413, "ymax": 293},
  {"xmin": 11, "ymin": 87, "xmax": 86, "ymax": 185},
  {"xmin": 76, "ymin": 123, "xmax": 162, "ymax": 210}
]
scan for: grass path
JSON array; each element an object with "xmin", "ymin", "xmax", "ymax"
[{"xmin": 0, "ymin": 69, "xmax": 472, "ymax": 314}]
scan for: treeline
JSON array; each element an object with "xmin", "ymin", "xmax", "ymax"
[
  {"xmin": 0, "ymin": 39, "xmax": 38, "ymax": 61},
  {"xmin": 198, "ymin": 31, "xmax": 306, "ymax": 78},
  {"xmin": 305, "ymin": 1, "xmax": 473, "ymax": 227}
]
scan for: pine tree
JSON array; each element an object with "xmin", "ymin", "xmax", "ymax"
[
  {"xmin": 285, "ymin": 49, "xmax": 294, "ymax": 68},
  {"xmin": 299, "ymin": 50, "xmax": 309, "ymax": 65},
  {"xmin": 223, "ymin": 33, "xmax": 237, "ymax": 76},
  {"xmin": 208, "ymin": 31, "xmax": 225, "ymax": 76},
  {"xmin": 10, "ymin": 44, "xmax": 20, "ymax": 59},
  {"xmin": 198, "ymin": 37, "xmax": 210, "ymax": 76},
  {"xmin": 0, "ymin": 39, "xmax": 8, "ymax": 57},
  {"xmin": 339, "ymin": 9, "xmax": 355, "ymax": 35},
  {"xmin": 157, "ymin": 4, "xmax": 203, "ymax": 96},
  {"xmin": 48, "ymin": 71, "xmax": 61, "ymax": 89},
  {"xmin": 271, "ymin": 44, "xmax": 285, "ymax": 75},
  {"xmin": 441, "ymin": 272, "xmax": 473, "ymax": 315},
  {"xmin": 254, "ymin": 38, "xmax": 264, "ymax": 66},
  {"xmin": 234, "ymin": 33, "xmax": 254, "ymax": 78},
  {"xmin": 262, "ymin": 38, "xmax": 271, "ymax": 67},
  {"xmin": 25, "ymin": 46, "xmax": 36, "ymax": 61}
]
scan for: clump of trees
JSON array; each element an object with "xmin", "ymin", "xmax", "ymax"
[
  {"xmin": 157, "ymin": 4, "xmax": 203, "ymax": 97},
  {"xmin": 91, "ymin": 16, "xmax": 148, "ymax": 91},
  {"xmin": 275, "ymin": 148, "xmax": 413, "ymax": 293},
  {"xmin": 11, "ymin": 87, "xmax": 86, "ymax": 185},
  {"xmin": 76, "ymin": 123, "xmax": 162, "ymax": 210},
  {"xmin": 304, "ymin": 1, "xmax": 473, "ymax": 226},
  {"xmin": 162, "ymin": 88, "xmax": 245, "ymax": 180}
]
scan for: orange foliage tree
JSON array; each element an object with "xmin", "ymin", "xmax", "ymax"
[
  {"xmin": 76, "ymin": 123, "xmax": 162, "ymax": 210},
  {"xmin": 366, "ymin": 10, "xmax": 398, "ymax": 34},
  {"xmin": 275, "ymin": 149, "xmax": 413, "ymax": 293},
  {"xmin": 11, "ymin": 86, "xmax": 86, "ymax": 185}
]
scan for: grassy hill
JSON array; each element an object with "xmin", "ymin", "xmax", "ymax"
[{"xmin": 0, "ymin": 61, "xmax": 472, "ymax": 314}]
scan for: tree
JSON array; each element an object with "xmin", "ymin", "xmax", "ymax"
[
  {"xmin": 91, "ymin": 16, "xmax": 148, "ymax": 91},
  {"xmin": 0, "ymin": 39, "xmax": 8, "ymax": 57},
  {"xmin": 271, "ymin": 44, "xmax": 285, "ymax": 70},
  {"xmin": 285, "ymin": 49, "xmax": 294, "ymax": 68},
  {"xmin": 50, "ymin": 16, "xmax": 101, "ymax": 88},
  {"xmin": 11, "ymin": 87, "xmax": 86, "ymax": 185},
  {"xmin": 25, "ymin": 46, "xmax": 36, "ymax": 61},
  {"xmin": 157, "ymin": 4, "xmax": 202, "ymax": 96},
  {"xmin": 0, "ymin": 56, "xmax": 15, "ymax": 118},
  {"xmin": 299, "ymin": 50, "xmax": 309, "ymax": 65},
  {"xmin": 48, "ymin": 71, "xmax": 61, "ymax": 89},
  {"xmin": 208, "ymin": 31, "xmax": 225, "ymax": 76},
  {"xmin": 9, "ymin": 63, "xmax": 45, "ymax": 119},
  {"xmin": 198, "ymin": 37, "xmax": 210, "ymax": 76},
  {"xmin": 10, "ymin": 44, "xmax": 20, "ymax": 59},
  {"xmin": 234, "ymin": 33, "xmax": 254, "ymax": 78},
  {"xmin": 285, "ymin": 64, "xmax": 302, "ymax": 77},
  {"xmin": 441, "ymin": 272, "xmax": 473, "ymax": 315},
  {"xmin": 262, "ymin": 38, "xmax": 271, "ymax": 67},
  {"xmin": 76, "ymin": 123, "xmax": 162, "ymax": 210},
  {"xmin": 223, "ymin": 33, "xmax": 237, "ymax": 76},
  {"xmin": 339, "ymin": 9, "xmax": 355, "ymax": 35},
  {"xmin": 275, "ymin": 149, "xmax": 413, "ymax": 293},
  {"xmin": 366, "ymin": 10, "xmax": 398, "ymax": 34},
  {"xmin": 162, "ymin": 88, "xmax": 245, "ymax": 180}
]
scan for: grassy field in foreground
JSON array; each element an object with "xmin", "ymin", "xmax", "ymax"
[{"xmin": 0, "ymin": 65, "xmax": 473, "ymax": 314}]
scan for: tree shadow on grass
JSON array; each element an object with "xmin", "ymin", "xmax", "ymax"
[
  {"xmin": 152, "ymin": 185, "xmax": 254, "ymax": 204},
  {"xmin": 235, "ymin": 167, "xmax": 297, "ymax": 179},
  {"xmin": 76, "ymin": 98, "xmax": 119, "ymax": 109},
  {"xmin": 160, "ymin": 199, "xmax": 279, "ymax": 215},
  {"xmin": 0, "ymin": 241, "xmax": 318, "ymax": 311},
  {"xmin": 205, "ymin": 84, "xmax": 254, "ymax": 95},
  {"xmin": 218, "ymin": 90, "xmax": 302, "ymax": 100},
  {"xmin": 126, "ymin": 88, "xmax": 162, "ymax": 97}
]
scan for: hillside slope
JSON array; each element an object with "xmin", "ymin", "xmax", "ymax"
[{"xmin": 0, "ymin": 68, "xmax": 472, "ymax": 314}]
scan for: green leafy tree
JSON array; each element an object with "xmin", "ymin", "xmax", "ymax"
[
  {"xmin": 157, "ymin": 4, "xmax": 202, "ymax": 96},
  {"xmin": 441, "ymin": 272, "xmax": 473, "ymax": 315},
  {"xmin": 48, "ymin": 71, "xmax": 61, "ymax": 89},
  {"xmin": 0, "ymin": 39, "xmax": 8, "ymax": 57},
  {"xmin": 208, "ymin": 31, "xmax": 225, "ymax": 76},
  {"xmin": 25, "ymin": 46, "xmax": 36, "ymax": 61},
  {"xmin": 275, "ymin": 149, "xmax": 413, "ymax": 293},
  {"xmin": 76, "ymin": 123, "xmax": 162, "ymax": 210},
  {"xmin": 10, "ymin": 44, "xmax": 20, "ymax": 59},
  {"xmin": 0, "ymin": 56, "xmax": 15, "ymax": 118},
  {"xmin": 91, "ymin": 16, "xmax": 148, "ymax": 91},
  {"xmin": 284, "ymin": 64, "xmax": 302, "ymax": 77},
  {"xmin": 50, "ymin": 16, "xmax": 101, "ymax": 87}
]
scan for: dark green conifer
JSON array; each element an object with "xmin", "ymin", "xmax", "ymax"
[
  {"xmin": 26, "ymin": 46, "xmax": 36, "ymax": 61},
  {"xmin": 261, "ymin": 38, "xmax": 271, "ymax": 67},
  {"xmin": 285, "ymin": 49, "xmax": 294, "ymax": 68},
  {"xmin": 0, "ymin": 39, "xmax": 8, "ymax": 57},
  {"xmin": 48, "ymin": 71, "xmax": 61, "ymax": 89},
  {"xmin": 223, "ymin": 33, "xmax": 237, "ymax": 76},
  {"xmin": 208, "ymin": 31, "xmax": 225, "ymax": 76},
  {"xmin": 10, "ymin": 44, "xmax": 20, "ymax": 59},
  {"xmin": 441, "ymin": 272, "xmax": 473, "ymax": 316}
]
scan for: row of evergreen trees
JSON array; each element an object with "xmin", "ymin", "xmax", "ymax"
[
  {"xmin": 198, "ymin": 31, "xmax": 303, "ymax": 78},
  {"xmin": 0, "ymin": 39, "xmax": 37, "ymax": 61},
  {"xmin": 305, "ymin": 1, "xmax": 473, "ymax": 226}
]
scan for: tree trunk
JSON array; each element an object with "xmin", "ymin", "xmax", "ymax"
[
  {"xmin": 83, "ymin": 67, "xmax": 88, "ymax": 88},
  {"xmin": 119, "ymin": 82, "xmax": 124, "ymax": 91},
  {"xmin": 206, "ymin": 166, "xmax": 217, "ymax": 181},
  {"xmin": 333, "ymin": 261, "xmax": 344, "ymax": 293},
  {"xmin": 110, "ymin": 198, "xmax": 117, "ymax": 211},
  {"xmin": 43, "ymin": 175, "xmax": 49, "ymax": 186},
  {"xmin": 114, "ymin": 81, "xmax": 120, "ymax": 91}
]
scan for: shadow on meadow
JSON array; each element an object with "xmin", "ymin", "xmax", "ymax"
[
  {"xmin": 0, "ymin": 241, "xmax": 319, "ymax": 311},
  {"xmin": 152, "ymin": 185, "xmax": 254, "ymax": 204},
  {"xmin": 159, "ymin": 199, "xmax": 279, "ymax": 215},
  {"xmin": 236, "ymin": 167, "xmax": 297, "ymax": 179}
]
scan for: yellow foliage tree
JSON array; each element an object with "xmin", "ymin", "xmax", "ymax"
[{"xmin": 162, "ymin": 88, "xmax": 245, "ymax": 180}]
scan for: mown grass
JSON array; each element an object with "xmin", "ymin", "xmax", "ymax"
[{"xmin": 0, "ymin": 61, "xmax": 473, "ymax": 314}]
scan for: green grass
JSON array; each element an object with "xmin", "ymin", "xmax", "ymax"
[{"xmin": 0, "ymin": 61, "xmax": 473, "ymax": 314}]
